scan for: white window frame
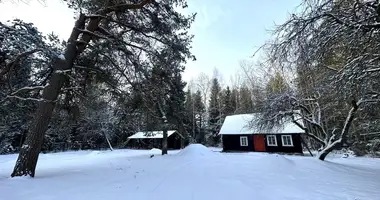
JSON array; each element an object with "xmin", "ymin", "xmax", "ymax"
[
  {"xmin": 266, "ymin": 135, "xmax": 277, "ymax": 146},
  {"xmin": 281, "ymin": 135, "xmax": 294, "ymax": 147},
  {"xmin": 240, "ymin": 136, "xmax": 248, "ymax": 146}
]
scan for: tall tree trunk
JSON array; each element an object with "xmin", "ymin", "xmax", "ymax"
[
  {"xmin": 162, "ymin": 129, "xmax": 168, "ymax": 155},
  {"xmin": 161, "ymin": 115, "xmax": 169, "ymax": 155},
  {"xmin": 11, "ymin": 14, "xmax": 86, "ymax": 177},
  {"xmin": 103, "ymin": 132, "xmax": 114, "ymax": 151}
]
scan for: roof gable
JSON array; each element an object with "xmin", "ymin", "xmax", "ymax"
[
  {"xmin": 218, "ymin": 113, "xmax": 305, "ymax": 135},
  {"xmin": 128, "ymin": 130, "xmax": 177, "ymax": 139}
]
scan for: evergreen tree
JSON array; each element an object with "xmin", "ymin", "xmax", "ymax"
[
  {"xmin": 10, "ymin": 0, "xmax": 195, "ymax": 177},
  {"xmin": 230, "ymin": 88, "xmax": 239, "ymax": 114},
  {"xmin": 208, "ymin": 78, "xmax": 222, "ymax": 145},
  {"xmin": 193, "ymin": 90, "xmax": 205, "ymax": 143},
  {"xmin": 165, "ymin": 67, "xmax": 188, "ymax": 148},
  {"xmin": 221, "ymin": 86, "xmax": 234, "ymax": 116},
  {"xmin": 237, "ymin": 86, "xmax": 253, "ymax": 114},
  {"xmin": 266, "ymin": 71, "xmax": 289, "ymax": 96},
  {"xmin": 0, "ymin": 20, "xmax": 60, "ymax": 154},
  {"xmin": 184, "ymin": 89, "xmax": 195, "ymax": 139}
]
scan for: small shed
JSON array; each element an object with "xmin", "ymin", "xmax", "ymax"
[
  {"xmin": 127, "ymin": 130, "xmax": 184, "ymax": 150},
  {"xmin": 218, "ymin": 113, "xmax": 305, "ymax": 154}
]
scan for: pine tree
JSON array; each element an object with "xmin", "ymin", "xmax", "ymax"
[
  {"xmin": 10, "ymin": 0, "xmax": 195, "ymax": 177},
  {"xmin": 230, "ymin": 88, "xmax": 239, "ymax": 114},
  {"xmin": 184, "ymin": 89, "xmax": 195, "ymax": 139},
  {"xmin": 221, "ymin": 86, "xmax": 234, "ymax": 116},
  {"xmin": 208, "ymin": 78, "xmax": 222, "ymax": 145},
  {"xmin": 266, "ymin": 71, "xmax": 289, "ymax": 96},
  {"xmin": 193, "ymin": 90, "xmax": 205, "ymax": 143},
  {"xmin": 238, "ymin": 86, "xmax": 253, "ymax": 114},
  {"xmin": 165, "ymin": 68, "xmax": 187, "ymax": 149},
  {"xmin": 0, "ymin": 20, "xmax": 59, "ymax": 154}
]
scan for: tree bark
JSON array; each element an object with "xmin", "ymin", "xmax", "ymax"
[
  {"xmin": 11, "ymin": 14, "xmax": 86, "ymax": 177},
  {"xmin": 317, "ymin": 100, "xmax": 360, "ymax": 161},
  {"xmin": 318, "ymin": 143, "xmax": 340, "ymax": 161},
  {"xmin": 11, "ymin": 59, "xmax": 70, "ymax": 177},
  {"xmin": 162, "ymin": 129, "xmax": 168, "ymax": 155}
]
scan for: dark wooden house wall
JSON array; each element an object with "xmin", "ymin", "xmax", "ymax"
[
  {"xmin": 222, "ymin": 134, "xmax": 254, "ymax": 152},
  {"xmin": 222, "ymin": 134, "xmax": 303, "ymax": 153},
  {"xmin": 167, "ymin": 134, "xmax": 182, "ymax": 149},
  {"xmin": 263, "ymin": 134, "xmax": 303, "ymax": 154}
]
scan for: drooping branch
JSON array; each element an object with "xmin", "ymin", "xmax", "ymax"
[
  {"xmin": 291, "ymin": 116, "xmax": 326, "ymax": 146},
  {"xmin": 0, "ymin": 49, "xmax": 43, "ymax": 78}
]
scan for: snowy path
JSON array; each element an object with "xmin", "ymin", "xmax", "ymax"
[{"xmin": 1, "ymin": 145, "xmax": 380, "ymax": 200}]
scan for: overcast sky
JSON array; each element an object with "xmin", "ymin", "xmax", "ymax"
[{"xmin": 0, "ymin": 0, "xmax": 300, "ymax": 84}]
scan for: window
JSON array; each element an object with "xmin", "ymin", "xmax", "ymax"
[
  {"xmin": 240, "ymin": 136, "xmax": 248, "ymax": 146},
  {"xmin": 281, "ymin": 135, "xmax": 293, "ymax": 147},
  {"xmin": 266, "ymin": 135, "xmax": 277, "ymax": 146}
]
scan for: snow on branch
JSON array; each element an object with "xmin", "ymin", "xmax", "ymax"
[
  {"xmin": 54, "ymin": 69, "xmax": 72, "ymax": 74},
  {"xmin": 3, "ymin": 95, "xmax": 55, "ymax": 103},
  {"xmin": 85, "ymin": 14, "xmax": 107, "ymax": 19},
  {"xmin": 257, "ymin": 90, "xmax": 377, "ymax": 160},
  {"xmin": 99, "ymin": 0, "xmax": 152, "ymax": 14},
  {"xmin": 76, "ymin": 28, "xmax": 109, "ymax": 40},
  {"xmin": 9, "ymin": 85, "xmax": 47, "ymax": 95},
  {"xmin": 0, "ymin": 84, "xmax": 50, "ymax": 104},
  {"xmin": 61, "ymin": 87, "xmax": 83, "ymax": 91},
  {"xmin": 366, "ymin": 68, "xmax": 380, "ymax": 73}
]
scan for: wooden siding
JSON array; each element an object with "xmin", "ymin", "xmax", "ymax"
[
  {"xmin": 167, "ymin": 134, "xmax": 182, "ymax": 149},
  {"xmin": 264, "ymin": 134, "xmax": 303, "ymax": 153},
  {"xmin": 222, "ymin": 134, "xmax": 303, "ymax": 154},
  {"xmin": 222, "ymin": 134, "xmax": 254, "ymax": 152}
]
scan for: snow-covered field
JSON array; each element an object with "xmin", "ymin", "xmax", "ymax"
[{"xmin": 1, "ymin": 145, "xmax": 380, "ymax": 200}]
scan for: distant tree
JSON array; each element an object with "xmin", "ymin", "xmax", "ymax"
[
  {"xmin": 230, "ymin": 87, "xmax": 239, "ymax": 114},
  {"xmin": 165, "ymin": 67, "xmax": 188, "ymax": 151},
  {"xmin": 196, "ymin": 72, "xmax": 211, "ymax": 112},
  {"xmin": 184, "ymin": 89, "xmax": 195, "ymax": 140},
  {"xmin": 193, "ymin": 90, "xmax": 206, "ymax": 143},
  {"xmin": 265, "ymin": 71, "xmax": 289, "ymax": 96},
  {"xmin": 221, "ymin": 86, "xmax": 234, "ymax": 116},
  {"xmin": 237, "ymin": 86, "xmax": 253, "ymax": 114},
  {"xmin": 208, "ymin": 78, "xmax": 222, "ymax": 145}
]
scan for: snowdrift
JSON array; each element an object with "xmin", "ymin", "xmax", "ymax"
[
  {"xmin": 177, "ymin": 144, "xmax": 214, "ymax": 157},
  {"xmin": 149, "ymin": 148, "xmax": 162, "ymax": 155},
  {"xmin": 259, "ymin": 154, "xmax": 295, "ymax": 167}
]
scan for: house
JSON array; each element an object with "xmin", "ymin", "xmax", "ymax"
[
  {"xmin": 127, "ymin": 130, "xmax": 184, "ymax": 149},
  {"xmin": 218, "ymin": 113, "xmax": 305, "ymax": 154}
]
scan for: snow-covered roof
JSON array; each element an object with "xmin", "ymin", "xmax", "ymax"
[
  {"xmin": 218, "ymin": 113, "xmax": 305, "ymax": 135},
  {"xmin": 128, "ymin": 130, "xmax": 178, "ymax": 139}
]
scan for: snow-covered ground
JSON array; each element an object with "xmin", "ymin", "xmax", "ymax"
[{"xmin": 1, "ymin": 144, "xmax": 380, "ymax": 200}]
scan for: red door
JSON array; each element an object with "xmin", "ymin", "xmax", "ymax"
[{"xmin": 254, "ymin": 135, "xmax": 266, "ymax": 152}]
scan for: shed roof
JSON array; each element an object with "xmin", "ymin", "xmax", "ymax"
[
  {"xmin": 128, "ymin": 130, "xmax": 178, "ymax": 139},
  {"xmin": 218, "ymin": 113, "xmax": 305, "ymax": 135}
]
